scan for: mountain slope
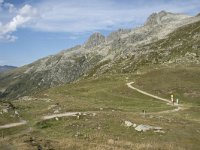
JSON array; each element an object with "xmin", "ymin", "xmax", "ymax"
[
  {"xmin": 0, "ymin": 65, "xmax": 17, "ymax": 73},
  {"xmin": 0, "ymin": 11, "xmax": 200, "ymax": 100},
  {"xmin": 102, "ymin": 17, "xmax": 200, "ymax": 74}
]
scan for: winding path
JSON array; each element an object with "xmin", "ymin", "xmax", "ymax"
[
  {"xmin": 1, "ymin": 82, "xmax": 183, "ymax": 129},
  {"xmin": 42, "ymin": 112, "xmax": 80, "ymax": 120},
  {"xmin": 127, "ymin": 82, "xmax": 182, "ymax": 113},
  {"xmin": 0, "ymin": 120, "xmax": 27, "ymax": 129}
]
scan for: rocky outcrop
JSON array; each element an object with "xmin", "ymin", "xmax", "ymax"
[
  {"xmin": 135, "ymin": 124, "xmax": 163, "ymax": 132},
  {"xmin": 84, "ymin": 32, "xmax": 105, "ymax": 49},
  {"xmin": 107, "ymin": 28, "xmax": 131, "ymax": 42},
  {"xmin": 145, "ymin": 11, "xmax": 190, "ymax": 26}
]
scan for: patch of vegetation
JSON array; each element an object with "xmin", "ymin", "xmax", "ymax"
[
  {"xmin": 134, "ymin": 65, "xmax": 200, "ymax": 106},
  {"xmin": 36, "ymin": 121, "xmax": 53, "ymax": 129}
]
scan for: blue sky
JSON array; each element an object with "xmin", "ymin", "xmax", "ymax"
[{"xmin": 0, "ymin": 0, "xmax": 200, "ymax": 66}]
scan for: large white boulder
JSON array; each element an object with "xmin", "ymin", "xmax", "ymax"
[
  {"xmin": 124, "ymin": 121, "xmax": 133, "ymax": 127},
  {"xmin": 135, "ymin": 124, "xmax": 162, "ymax": 132}
]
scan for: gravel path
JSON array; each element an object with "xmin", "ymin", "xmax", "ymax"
[
  {"xmin": 1, "ymin": 82, "xmax": 182, "ymax": 129},
  {"xmin": 127, "ymin": 82, "xmax": 182, "ymax": 113},
  {"xmin": 127, "ymin": 82, "xmax": 171, "ymax": 103},
  {"xmin": 0, "ymin": 120, "xmax": 27, "ymax": 129},
  {"xmin": 42, "ymin": 112, "xmax": 80, "ymax": 120}
]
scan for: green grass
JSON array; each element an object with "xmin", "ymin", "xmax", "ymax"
[
  {"xmin": 0, "ymin": 113, "xmax": 20, "ymax": 126},
  {"xmin": 42, "ymin": 74, "xmax": 173, "ymax": 113},
  {"xmin": 0, "ymin": 102, "xmax": 21, "ymax": 125},
  {"xmin": 0, "ymin": 66, "xmax": 200, "ymax": 149},
  {"xmin": 134, "ymin": 65, "xmax": 200, "ymax": 106},
  {"xmin": 0, "ymin": 14, "xmax": 200, "ymax": 150}
]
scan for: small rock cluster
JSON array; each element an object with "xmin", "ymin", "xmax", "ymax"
[
  {"xmin": 124, "ymin": 120, "xmax": 164, "ymax": 133},
  {"xmin": 124, "ymin": 121, "xmax": 137, "ymax": 127},
  {"xmin": 18, "ymin": 96, "xmax": 52, "ymax": 102},
  {"xmin": 0, "ymin": 103, "xmax": 20, "ymax": 118},
  {"xmin": 18, "ymin": 96, "xmax": 37, "ymax": 101},
  {"xmin": 0, "ymin": 103, "xmax": 13, "ymax": 115},
  {"xmin": 48, "ymin": 103, "xmax": 61, "ymax": 114}
]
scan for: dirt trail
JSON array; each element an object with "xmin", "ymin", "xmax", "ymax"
[
  {"xmin": 150, "ymin": 106, "xmax": 182, "ymax": 114},
  {"xmin": 127, "ymin": 82, "xmax": 171, "ymax": 103},
  {"xmin": 0, "ymin": 120, "xmax": 27, "ymax": 129},
  {"xmin": 42, "ymin": 112, "xmax": 80, "ymax": 120},
  {"xmin": 127, "ymin": 82, "xmax": 182, "ymax": 113},
  {"xmin": 1, "ymin": 82, "xmax": 183, "ymax": 129}
]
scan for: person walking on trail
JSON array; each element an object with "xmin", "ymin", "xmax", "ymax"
[
  {"xmin": 142, "ymin": 110, "xmax": 146, "ymax": 118},
  {"xmin": 171, "ymin": 94, "xmax": 174, "ymax": 105}
]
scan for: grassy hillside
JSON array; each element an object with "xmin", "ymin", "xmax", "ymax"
[
  {"xmin": 134, "ymin": 65, "xmax": 200, "ymax": 106},
  {"xmin": 0, "ymin": 65, "xmax": 200, "ymax": 149},
  {"xmin": 0, "ymin": 15, "xmax": 199, "ymax": 150}
]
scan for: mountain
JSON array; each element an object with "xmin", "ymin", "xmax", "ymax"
[
  {"xmin": 0, "ymin": 65, "xmax": 17, "ymax": 73},
  {"xmin": 0, "ymin": 11, "xmax": 200, "ymax": 100},
  {"xmin": 144, "ymin": 10, "xmax": 189, "ymax": 26},
  {"xmin": 84, "ymin": 32, "xmax": 106, "ymax": 49}
]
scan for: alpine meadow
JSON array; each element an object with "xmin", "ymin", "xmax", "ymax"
[{"xmin": 0, "ymin": 0, "xmax": 200, "ymax": 150}]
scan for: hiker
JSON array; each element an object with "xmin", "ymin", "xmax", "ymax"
[
  {"xmin": 171, "ymin": 94, "xmax": 174, "ymax": 105},
  {"xmin": 142, "ymin": 110, "xmax": 146, "ymax": 117}
]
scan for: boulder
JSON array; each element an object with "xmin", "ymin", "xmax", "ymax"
[
  {"xmin": 124, "ymin": 121, "xmax": 133, "ymax": 127},
  {"xmin": 135, "ymin": 124, "xmax": 162, "ymax": 132},
  {"xmin": 133, "ymin": 123, "xmax": 137, "ymax": 128}
]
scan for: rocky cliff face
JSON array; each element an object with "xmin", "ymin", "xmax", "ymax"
[{"xmin": 0, "ymin": 11, "xmax": 200, "ymax": 100}]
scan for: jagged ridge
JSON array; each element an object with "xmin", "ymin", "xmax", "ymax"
[{"xmin": 0, "ymin": 11, "xmax": 200, "ymax": 100}]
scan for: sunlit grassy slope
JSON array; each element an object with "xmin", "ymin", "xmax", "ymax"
[
  {"xmin": 134, "ymin": 65, "xmax": 200, "ymax": 106},
  {"xmin": 43, "ymin": 74, "xmax": 172, "ymax": 112},
  {"xmin": 0, "ymin": 65, "xmax": 199, "ymax": 150}
]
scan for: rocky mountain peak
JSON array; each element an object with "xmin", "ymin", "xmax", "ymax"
[
  {"xmin": 107, "ymin": 28, "xmax": 131, "ymax": 42},
  {"xmin": 144, "ymin": 10, "xmax": 190, "ymax": 26},
  {"xmin": 84, "ymin": 32, "xmax": 105, "ymax": 49}
]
